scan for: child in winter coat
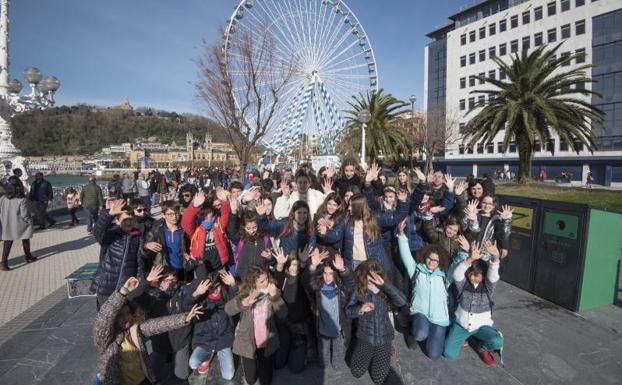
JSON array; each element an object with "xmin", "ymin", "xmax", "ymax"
[
  {"xmin": 257, "ymin": 200, "xmax": 312, "ymax": 256},
  {"xmin": 303, "ymin": 250, "xmax": 354, "ymax": 370},
  {"xmin": 225, "ymin": 266, "xmax": 287, "ymax": 385},
  {"xmin": 397, "ymin": 220, "xmax": 451, "ymax": 359},
  {"xmin": 443, "ymin": 241, "xmax": 504, "ymax": 366},
  {"xmin": 187, "ymin": 270, "xmax": 238, "ymax": 380},
  {"xmin": 346, "ymin": 260, "xmax": 407, "ymax": 385},
  {"xmin": 228, "ymin": 211, "xmax": 274, "ymax": 280}
]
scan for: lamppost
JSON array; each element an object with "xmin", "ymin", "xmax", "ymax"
[
  {"xmin": 0, "ymin": 0, "xmax": 60, "ymax": 178},
  {"xmin": 409, "ymin": 95, "xmax": 417, "ymax": 168},
  {"xmin": 357, "ymin": 109, "xmax": 371, "ymax": 169}
]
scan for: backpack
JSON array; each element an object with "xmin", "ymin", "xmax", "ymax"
[{"xmin": 231, "ymin": 235, "xmax": 270, "ymax": 275}]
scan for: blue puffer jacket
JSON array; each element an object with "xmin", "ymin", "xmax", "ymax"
[
  {"xmin": 405, "ymin": 212, "xmax": 425, "ymax": 252},
  {"xmin": 90, "ymin": 211, "xmax": 145, "ymax": 297},
  {"xmin": 310, "ymin": 217, "xmax": 346, "ymax": 251},
  {"xmin": 397, "ymin": 235, "xmax": 449, "ymax": 326},
  {"xmin": 258, "ymin": 215, "xmax": 310, "ymax": 255},
  {"xmin": 345, "ymin": 281, "xmax": 407, "ymax": 346},
  {"xmin": 342, "ymin": 224, "xmax": 393, "ymax": 275},
  {"xmin": 362, "ymin": 187, "xmax": 409, "ymax": 248}
]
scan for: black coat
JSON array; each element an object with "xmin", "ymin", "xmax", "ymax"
[
  {"xmin": 142, "ymin": 219, "xmax": 194, "ymax": 281},
  {"xmin": 188, "ymin": 287, "xmax": 236, "ymax": 353},
  {"xmin": 91, "ymin": 211, "xmax": 145, "ymax": 297}
]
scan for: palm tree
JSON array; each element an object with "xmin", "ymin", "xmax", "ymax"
[
  {"xmin": 464, "ymin": 43, "xmax": 604, "ymax": 182},
  {"xmin": 344, "ymin": 89, "xmax": 409, "ymax": 164}
]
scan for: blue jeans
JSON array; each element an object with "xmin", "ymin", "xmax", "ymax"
[
  {"xmin": 410, "ymin": 313, "xmax": 447, "ymax": 360},
  {"xmin": 189, "ymin": 346, "xmax": 235, "ymax": 380},
  {"xmin": 84, "ymin": 206, "xmax": 99, "ymax": 233}
]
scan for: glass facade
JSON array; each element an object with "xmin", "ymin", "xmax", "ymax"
[
  {"xmin": 453, "ymin": 0, "xmax": 529, "ymax": 28},
  {"xmin": 592, "ymin": 9, "xmax": 622, "ymax": 150},
  {"xmin": 427, "ymin": 37, "xmax": 447, "ymax": 111}
]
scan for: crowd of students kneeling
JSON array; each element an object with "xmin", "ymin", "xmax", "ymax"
[{"xmin": 90, "ymin": 159, "xmax": 512, "ymax": 385}]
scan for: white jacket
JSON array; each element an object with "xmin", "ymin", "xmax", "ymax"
[{"xmin": 273, "ymin": 188, "xmax": 329, "ymax": 219}]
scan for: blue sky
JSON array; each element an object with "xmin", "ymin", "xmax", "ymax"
[{"xmin": 10, "ymin": 0, "xmax": 468, "ymax": 114}]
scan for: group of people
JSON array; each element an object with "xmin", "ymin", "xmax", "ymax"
[{"xmin": 88, "ymin": 159, "xmax": 513, "ymax": 385}]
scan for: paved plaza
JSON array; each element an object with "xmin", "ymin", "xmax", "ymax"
[{"xmin": 0, "ymin": 211, "xmax": 621, "ymax": 385}]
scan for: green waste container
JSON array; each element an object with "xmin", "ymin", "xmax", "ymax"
[{"xmin": 498, "ymin": 195, "xmax": 622, "ymax": 312}]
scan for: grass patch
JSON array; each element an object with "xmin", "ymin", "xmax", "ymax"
[{"xmin": 496, "ymin": 183, "xmax": 622, "ymax": 212}]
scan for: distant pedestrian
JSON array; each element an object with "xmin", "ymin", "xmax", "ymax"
[
  {"xmin": 64, "ymin": 187, "xmax": 81, "ymax": 226},
  {"xmin": 135, "ymin": 173, "xmax": 151, "ymax": 213},
  {"xmin": 0, "ymin": 181, "xmax": 36, "ymax": 271},
  {"xmin": 586, "ymin": 172, "xmax": 594, "ymax": 189},
  {"xmin": 121, "ymin": 173, "xmax": 137, "ymax": 201},
  {"xmin": 28, "ymin": 172, "xmax": 56, "ymax": 230},
  {"xmin": 81, "ymin": 176, "xmax": 105, "ymax": 233}
]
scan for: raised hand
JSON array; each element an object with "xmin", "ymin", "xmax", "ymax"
[
  {"xmin": 147, "ymin": 265, "xmax": 164, "ymax": 283},
  {"xmin": 455, "ymin": 180, "xmax": 466, "ymax": 196},
  {"xmin": 321, "ymin": 177, "xmax": 333, "ymax": 193},
  {"xmin": 457, "ymin": 234, "xmax": 470, "ymax": 251},
  {"xmin": 444, "ymin": 174, "xmax": 456, "ymax": 191},
  {"xmin": 185, "ymin": 304, "xmax": 204, "ymax": 323},
  {"xmin": 192, "ymin": 190, "xmax": 206, "ymax": 208},
  {"xmin": 398, "ymin": 218, "xmax": 408, "ymax": 236},
  {"xmin": 497, "ymin": 204, "xmax": 513, "ymax": 219},
  {"xmin": 365, "ymin": 162, "xmax": 379, "ymax": 184},
  {"xmin": 193, "ymin": 279, "xmax": 212, "ymax": 297},
  {"xmin": 360, "ymin": 302, "xmax": 375, "ymax": 313},
  {"xmin": 229, "ymin": 194, "xmax": 239, "ymax": 214},
  {"xmin": 215, "ymin": 187, "xmax": 229, "ymax": 203},
  {"xmin": 108, "ymin": 199, "xmax": 126, "ymax": 216},
  {"xmin": 311, "ymin": 248, "xmax": 329, "ymax": 267},
  {"xmin": 219, "ymin": 270, "xmax": 236, "ymax": 287},
  {"xmin": 243, "ymin": 290, "xmax": 260, "ymax": 307},
  {"xmin": 430, "ymin": 206, "xmax": 446, "ymax": 214},
  {"xmin": 261, "ymin": 248, "xmax": 273, "ymax": 260},
  {"xmin": 483, "ymin": 240, "xmax": 500, "ymax": 258},
  {"xmin": 413, "ymin": 167, "xmax": 426, "ymax": 183},
  {"xmin": 299, "ymin": 244, "xmax": 312, "ymax": 264},
  {"xmin": 255, "ymin": 199, "xmax": 267, "ymax": 216},
  {"xmin": 272, "ymin": 247, "xmax": 288, "ymax": 265},
  {"xmin": 368, "ymin": 271, "xmax": 385, "ymax": 286},
  {"xmin": 123, "ymin": 277, "xmax": 140, "ymax": 292},
  {"xmin": 470, "ymin": 241, "xmax": 482, "ymax": 261},
  {"xmin": 426, "ymin": 172, "xmax": 434, "ymax": 184},
  {"xmin": 464, "ymin": 199, "xmax": 479, "ymax": 222},
  {"xmin": 332, "ymin": 254, "xmax": 345, "ymax": 272}
]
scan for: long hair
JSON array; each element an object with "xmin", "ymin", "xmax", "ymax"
[
  {"xmin": 239, "ymin": 212, "xmax": 262, "ymax": 242},
  {"xmin": 394, "ymin": 168, "xmax": 413, "ymax": 193},
  {"xmin": 237, "ymin": 265, "xmax": 271, "ymax": 299},
  {"xmin": 415, "ymin": 244, "xmax": 450, "ymax": 272},
  {"xmin": 339, "ymin": 158, "xmax": 360, "ymax": 179},
  {"xmin": 111, "ymin": 301, "xmax": 146, "ymax": 342},
  {"xmin": 315, "ymin": 192, "xmax": 345, "ymax": 224},
  {"xmin": 355, "ymin": 259, "xmax": 387, "ymax": 298},
  {"xmin": 312, "ymin": 258, "xmax": 344, "ymax": 290},
  {"xmin": 348, "ymin": 194, "xmax": 381, "ymax": 242},
  {"xmin": 283, "ymin": 200, "xmax": 312, "ymax": 237}
]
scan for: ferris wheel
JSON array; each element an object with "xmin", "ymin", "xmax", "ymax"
[{"xmin": 223, "ymin": 0, "xmax": 379, "ymax": 156}]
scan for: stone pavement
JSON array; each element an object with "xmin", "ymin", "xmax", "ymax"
[{"xmin": 0, "ymin": 211, "xmax": 621, "ymax": 384}]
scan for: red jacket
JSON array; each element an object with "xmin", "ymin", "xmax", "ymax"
[{"xmin": 181, "ymin": 201, "xmax": 231, "ymax": 266}]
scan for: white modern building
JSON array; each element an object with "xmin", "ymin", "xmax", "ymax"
[{"xmin": 424, "ymin": 0, "xmax": 622, "ymax": 185}]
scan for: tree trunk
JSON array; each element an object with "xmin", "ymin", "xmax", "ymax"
[{"xmin": 517, "ymin": 133, "xmax": 533, "ymax": 183}]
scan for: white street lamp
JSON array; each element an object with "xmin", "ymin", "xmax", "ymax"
[{"xmin": 357, "ymin": 109, "xmax": 371, "ymax": 169}]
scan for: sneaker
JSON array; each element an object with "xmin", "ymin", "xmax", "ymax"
[
  {"xmin": 197, "ymin": 357, "xmax": 213, "ymax": 375},
  {"xmin": 477, "ymin": 348, "xmax": 496, "ymax": 367}
]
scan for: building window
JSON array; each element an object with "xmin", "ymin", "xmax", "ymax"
[
  {"xmin": 479, "ymin": 49, "xmax": 486, "ymax": 62},
  {"xmin": 522, "ymin": 11, "xmax": 530, "ymax": 25},
  {"xmin": 459, "ymin": 145, "xmax": 465, "ymax": 154},
  {"xmin": 489, "ymin": 46, "xmax": 496, "ymax": 57},
  {"xmin": 561, "ymin": 0, "xmax": 570, "ymax": 11},
  {"xmin": 546, "ymin": 140, "xmax": 554, "ymax": 152},
  {"xmin": 478, "ymin": 95, "xmax": 485, "ymax": 105},
  {"xmin": 548, "ymin": 28, "xmax": 557, "ymax": 43},
  {"xmin": 576, "ymin": 20, "xmax": 585, "ymax": 35},
  {"xmin": 488, "ymin": 69, "xmax": 496, "ymax": 79},
  {"xmin": 460, "ymin": 77, "xmax": 466, "ymax": 89},
  {"xmin": 547, "ymin": 1, "xmax": 556, "ymax": 16},
  {"xmin": 522, "ymin": 36, "xmax": 530, "ymax": 50},
  {"xmin": 576, "ymin": 0, "xmax": 584, "ymax": 6},
  {"xmin": 575, "ymin": 48, "xmax": 586, "ymax": 63},
  {"xmin": 509, "ymin": 142, "xmax": 517, "ymax": 152},
  {"xmin": 478, "ymin": 73, "xmax": 485, "ymax": 85},
  {"xmin": 549, "ymin": 54, "xmax": 557, "ymax": 65},
  {"xmin": 560, "ymin": 141, "xmax": 569, "ymax": 151},
  {"xmin": 561, "ymin": 24, "xmax": 571, "ymax": 39},
  {"xmin": 561, "ymin": 51, "xmax": 571, "ymax": 66},
  {"xmin": 460, "ymin": 56, "xmax": 466, "ymax": 67},
  {"xmin": 511, "ymin": 15, "xmax": 518, "ymax": 28},
  {"xmin": 477, "ymin": 144, "xmax": 484, "ymax": 154},
  {"xmin": 460, "ymin": 99, "xmax": 466, "ymax": 110},
  {"xmin": 499, "ymin": 19, "xmax": 507, "ymax": 32},
  {"xmin": 486, "ymin": 143, "xmax": 495, "ymax": 153},
  {"xmin": 497, "ymin": 142, "xmax": 504, "ymax": 152},
  {"xmin": 469, "ymin": 30, "xmax": 476, "ymax": 42},
  {"xmin": 489, "ymin": 23, "xmax": 496, "ymax": 35},
  {"xmin": 467, "ymin": 146, "xmax": 474, "ymax": 154},
  {"xmin": 574, "ymin": 140, "xmax": 584, "ymax": 152},
  {"xmin": 511, "ymin": 39, "xmax": 519, "ymax": 53},
  {"xmin": 461, "ymin": 34, "xmax": 467, "ymax": 45},
  {"xmin": 468, "ymin": 97, "xmax": 475, "ymax": 109},
  {"xmin": 469, "ymin": 76, "xmax": 476, "ymax": 87},
  {"xmin": 459, "ymin": 123, "xmax": 466, "ymax": 133},
  {"xmin": 534, "ymin": 141, "xmax": 541, "ymax": 152},
  {"xmin": 469, "ymin": 52, "xmax": 476, "ymax": 64},
  {"xmin": 499, "ymin": 43, "xmax": 507, "ymax": 56},
  {"xmin": 479, "ymin": 27, "xmax": 486, "ymax": 39},
  {"xmin": 500, "ymin": 69, "xmax": 507, "ymax": 80},
  {"xmin": 534, "ymin": 6, "xmax": 543, "ymax": 20},
  {"xmin": 535, "ymin": 32, "xmax": 543, "ymax": 46}
]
